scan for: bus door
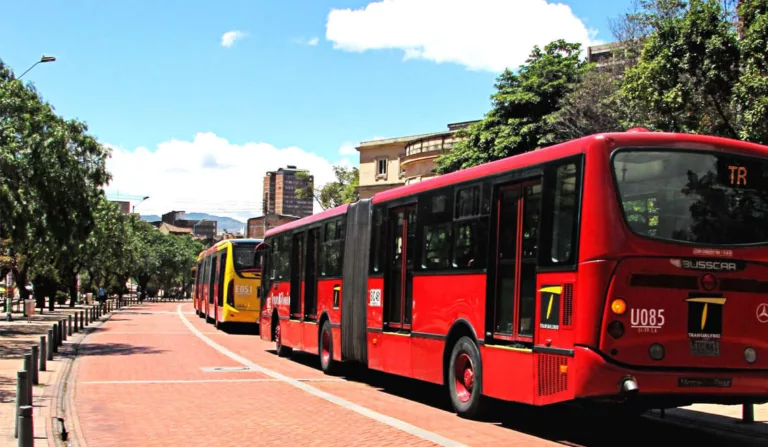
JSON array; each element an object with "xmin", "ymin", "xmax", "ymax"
[
  {"xmin": 488, "ymin": 179, "xmax": 541, "ymax": 346},
  {"xmin": 303, "ymin": 228, "xmax": 319, "ymax": 321},
  {"xmin": 289, "ymin": 232, "xmax": 305, "ymax": 348},
  {"xmin": 216, "ymin": 251, "xmax": 226, "ymax": 315},
  {"xmin": 382, "ymin": 205, "xmax": 416, "ymax": 376},
  {"xmin": 207, "ymin": 255, "xmax": 217, "ymax": 320}
]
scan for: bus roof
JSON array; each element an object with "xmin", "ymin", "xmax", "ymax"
[
  {"xmin": 264, "ymin": 204, "xmax": 350, "ymax": 238},
  {"xmin": 261, "ymin": 131, "xmax": 768, "ymax": 238}
]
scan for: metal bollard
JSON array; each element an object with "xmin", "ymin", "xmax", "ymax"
[
  {"xmin": 18, "ymin": 405, "xmax": 33, "ymax": 447},
  {"xmin": 39, "ymin": 336, "xmax": 47, "ymax": 371},
  {"xmin": 60, "ymin": 320, "xmax": 67, "ymax": 342},
  {"xmin": 47, "ymin": 329, "xmax": 54, "ymax": 359},
  {"xmin": 743, "ymin": 403, "xmax": 754, "ymax": 424},
  {"xmin": 80, "ymin": 311, "xmax": 84, "ymax": 329},
  {"xmin": 23, "ymin": 354, "xmax": 33, "ymax": 405},
  {"xmin": 68, "ymin": 314, "xmax": 72, "ymax": 336},
  {"xmin": 15, "ymin": 370, "xmax": 28, "ymax": 438},
  {"xmin": 30, "ymin": 346, "xmax": 39, "ymax": 385},
  {"xmin": 84, "ymin": 308, "xmax": 89, "ymax": 326},
  {"xmin": 73, "ymin": 312, "xmax": 78, "ymax": 332}
]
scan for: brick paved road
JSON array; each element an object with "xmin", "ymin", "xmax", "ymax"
[{"xmin": 67, "ymin": 302, "xmax": 767, "ymax": 447}]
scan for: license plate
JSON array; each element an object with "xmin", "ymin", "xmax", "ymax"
[
  {"xmin": 678, "ymin": 377, "xmax": 732, "ymax": 388},
  {"xmin": 690, "ymin": 339, "xmax": 719, "ymax": 356}
]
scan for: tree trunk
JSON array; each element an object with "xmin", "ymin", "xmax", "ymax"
[
  {"xmin": 68, "ymin": 273, "xmax": 78, "ymax": 308},
  {"xmin": 13, "ymin": 268, "xmax": 30, "ymax": 300}
]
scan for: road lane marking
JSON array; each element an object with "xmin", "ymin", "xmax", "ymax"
[
  {"xmin": 80, "ymin": 378, "xmax": 346, "ymax": 384},
  {"xmin": 176, "ymin": 304, "xmax": 467, "ymax": 447}
]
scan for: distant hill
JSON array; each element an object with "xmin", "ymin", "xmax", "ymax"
[{"xmin": 140, "ymin": 212, "xmax": 246, "ymax": 233}]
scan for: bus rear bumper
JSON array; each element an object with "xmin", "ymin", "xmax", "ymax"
[
  {"xmin": 573, "ymin": 346, "xmax": 768, "ymax": 405},
  {"xmin": 221, "ymin": 308, "xmax": 260, "ymax": 324}
]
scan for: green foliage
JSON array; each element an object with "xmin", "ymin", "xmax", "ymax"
[
  {"xmin": 296, "ymin": 165, "xmax": 359, "ymax": 210},
  {"xmin": 0, "ymin": 58, "xmax": 201, "ymax": 302},
  {"xmin": 435, "ymin": 40, "xmax": 587, "ymax": 174},
  {"xmin": 733, "ymin": 0, "xmax": 768, "ymax": 143},
  {"xmin": 620, "ymin": 0, "xmax": 740, "ymax": 136}
]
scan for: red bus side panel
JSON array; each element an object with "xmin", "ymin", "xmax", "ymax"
[{"xmin": 482, "ymin": 346, "xmax": 535, "ymax": 403}]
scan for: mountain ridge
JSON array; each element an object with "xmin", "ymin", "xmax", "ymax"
[{"xmin": 140, "ymin": 212, "xmax": 246, "ymax": 233}]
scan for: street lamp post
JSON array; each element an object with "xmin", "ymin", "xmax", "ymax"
[
  {"xmin": 132, "ymin": 196, "xmax": 150, "ymax": 214},
  {"xmin": 18, "ymin": 56, "xmax": 56, "ymax": 80}
]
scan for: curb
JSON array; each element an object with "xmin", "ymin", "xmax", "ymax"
[{"xmin": 46, "ymin": 303, "xmax": 133, "ymax": 446}]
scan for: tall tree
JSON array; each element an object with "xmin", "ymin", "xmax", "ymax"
[
  {"xmin": 1, "ymin": 60, "xmax": 109, "ymax": 300},
  {"xmin": 620, "ymin": 0, "xmax": 741, "ymax": 136},
  {"xmin": 435, "ymin": 40, "xmax": 587, "ymax": 174},
  {"xmin": 733, "ymin": 0, "xmax": 768, "ymax": 143}
]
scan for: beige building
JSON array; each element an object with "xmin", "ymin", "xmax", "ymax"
[{"xmin": 356, "ymin": 120, "xmax": 478, "ymax": 199}]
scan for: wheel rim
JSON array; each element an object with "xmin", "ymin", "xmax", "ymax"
[
  {"xmin": 321, "ymin": 329, "xmax": 331, "ymax": 365},
  {"xmin": 454, "ymin": 353, "xmax": 474, "ymax": 403}
]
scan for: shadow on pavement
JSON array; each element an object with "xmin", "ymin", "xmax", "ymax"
[
  {"xmin": 271, "ymin": 350, "xmax": 764, "ymax": 447},
  {"xmin": 0, "ymin": 375, "xmax": 16, "ymax": 404},
  {"xmin": 75, "ymin": 342, "xmax": 166, "ymax": 357}
]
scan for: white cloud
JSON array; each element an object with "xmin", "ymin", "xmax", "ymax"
[
  {"xmin": 325, "ymin": 0, "xmax": 602, "ymax": 72},
  {"xmin": 338, "ymin": 141, "xmax": 358, "ymax": 156},
  {"xmin": 307, "ymin": 37, "xmax": 320, "ymax": 46},
  {"xmin": 104, "ymin": 133, "xmax": 341, "ymax": 220},
  {"xmin": 221, "ymin": 30, "xmax": 247, "ymax": 48}
]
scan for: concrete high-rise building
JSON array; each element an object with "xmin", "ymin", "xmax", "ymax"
[{"xmin": 263, "ymin": 166, "xmax": 314, "ymax": 218}]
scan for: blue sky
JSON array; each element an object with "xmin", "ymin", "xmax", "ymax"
[{"xmin": 2, "ymin": 0, "xmax": 632, "ymax": 220}]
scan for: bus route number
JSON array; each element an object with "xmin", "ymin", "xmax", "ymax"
[
  {"xmin": 630, "ymin": 308, "xmax": 665, "ymax": 333},
  {"xmin": 728, "ymin": 165, "xmax": 747, "ymax": 186},
  {"xmin": 369, "ymin": 289, "xmax": 381, "ymax": 307},
  {"xmin": 235, "ymin": 285, "xmax": 253, "ymax": 296}
]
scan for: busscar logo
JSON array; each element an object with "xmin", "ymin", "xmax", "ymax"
[
  {"xmin": 670, "ymin": 258, "xmax": 741, "ymax": 272},
  {"xmin": 539, "ymin": 286, "xmax": 562, "ymax": 330},
  {"xmin": 687, "ymin": 297, "xmax": 726, "ymax": 339}
]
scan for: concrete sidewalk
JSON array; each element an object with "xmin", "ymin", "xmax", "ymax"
[{"xmin": 0, "ymin": 299, "xmax": 134, "ymax": 446}]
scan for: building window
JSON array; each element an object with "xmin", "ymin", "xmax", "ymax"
[{"xmin": 376, "ymin": 158, "xmax": 388, "ymax": 179}]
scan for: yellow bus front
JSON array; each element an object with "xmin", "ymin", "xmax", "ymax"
[{"xmin": 221, "ymin": 239, "xmax": 262, "ymax": 325}]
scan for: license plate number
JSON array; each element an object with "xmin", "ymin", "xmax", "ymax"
[
  {"xmin": 678, "ymin": 377, "xmax": 732, "ymax": 388},
  {"xmin": 690, "ymin": 339, "xmax": 719, "ymax": 356}
]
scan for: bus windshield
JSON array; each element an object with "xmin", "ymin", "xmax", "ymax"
[
  {"xmin": 232, "ymin": 243, "xmax": 258, "ymax": 273},
  {"xmin": 612, "ymin": 150, "xmax": 768, "ymax": 246}
]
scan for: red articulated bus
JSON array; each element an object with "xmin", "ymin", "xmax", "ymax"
[{"xmin": 258, "ymin": 130, "xmax": 768, "ymax": 418}]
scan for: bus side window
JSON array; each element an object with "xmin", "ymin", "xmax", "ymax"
[{"xmin": 541, "ymin": 159, "xmax": 582, "ymax": 268}]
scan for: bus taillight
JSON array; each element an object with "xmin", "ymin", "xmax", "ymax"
[{"xmin": 610, "ymin": 299, "xmax": 627, "ymax": 315}]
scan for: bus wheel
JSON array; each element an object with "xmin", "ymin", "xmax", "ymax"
[
  {"xmin": 319, "ymin": 320, "xmax": 337, "ymax": 375},
  {"xmin": 448, "ymin": 336, "xmax": 485, "ymax": 419},
  {"xmin": 275, "ymin": 322, "xmax": 291, "ymax": 357}
]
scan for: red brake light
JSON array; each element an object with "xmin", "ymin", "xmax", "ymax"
[{"xmin": 701, "ymin": 274, "xmax": 717, "ymax": 291}]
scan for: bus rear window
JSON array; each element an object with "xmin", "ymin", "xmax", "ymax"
[
  {"xmin": 612, "ymin": 150, "xmax": 768, "ymax": 245},
  {"xmin": 233, "ymin": 244, "xmax": 257, "ymax": 273}
]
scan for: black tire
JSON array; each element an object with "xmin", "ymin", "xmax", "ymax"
[
  {"xmin": 319, "ymin": 320, "xmax": 337, "ymax": 375},
  {"xmin": 274, "ymin": 319, "xmax": 292, "ymax": 357},
  {"xmin": 448, "ymin": 336, "xmax": 485, "ymax": 419}
]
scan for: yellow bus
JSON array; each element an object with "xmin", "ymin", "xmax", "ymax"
[{"xmin": 195, "ymin": 238, "xmax": 263, "ymax": 330}]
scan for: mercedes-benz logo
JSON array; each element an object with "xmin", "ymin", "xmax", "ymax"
[{"xmin": 757, "ymin": 303, "xmax": 768, "ymax": 324}]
